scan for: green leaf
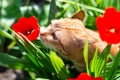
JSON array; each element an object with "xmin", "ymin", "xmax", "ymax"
[
  {"xmin": 0, "ymin": 53, "xmax": 35, "ymax": 70},
  {"xmin": 90, "ymin": 47, "xmax": 98, "ymax": 74},
  {"xmin": 50, "ymin": 50, "xmax": 69, "ymax": 80},
  {"xmin": 0, "ymin": 28, "xmax": 14, "ymax": 40},
  {"xmin": 83, "ymin": 40, "xmax": 90, "ymax": 74},
  {"xmin": 95, "ymin": 45, "xmax": 111, "ymax": 77},
  {"xmin": 107, "ymin": 51, "xmax": 120, "ymax": 80},
  {"xmin": 80, "ymin": 0, "xmax": 97, "ymax": 6},
  {"xmin": 114, "ymin": 69, "xmax": 120, "ymax": 80},
  {"xmin": 59, "ymin": 0, "xmax": 104, "ymax": 13},
  {"xmin": 47, "ymin": 0, "xmax": 56, "ymax": 25},
  {"xmin": 113, "ymin": 0, "xmax": 120, "ymax": 10},
  {"xmin": 35, "ymin": 78, "xmax": 49, "ymax": 80},
  {"xmin": 7, "ymin": 41, "xmax": 16, "ymax": 49}
]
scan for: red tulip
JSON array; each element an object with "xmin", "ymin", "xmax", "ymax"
[
  {"xmin": 12, "ymin": 16, "xmax": 40, "ymax": 42},
  {"xmin": 96, "ymin": 7, "xmax": 120, "ymax": 44},
  {"xmin": 93, "ymin": 77, "xmax": 104, "ymax": 80},
  {"xmin": 68, "ymin": 73, "xmax": 103, "ymax": 80},
  {"xmin": 76, "ymin": 73, "xmax": 93, "ymax": 80}
]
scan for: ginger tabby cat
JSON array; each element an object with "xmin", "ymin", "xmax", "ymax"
[{"xmin": 40, "ymin": 11, "xmax": 119, "ymax": 72}]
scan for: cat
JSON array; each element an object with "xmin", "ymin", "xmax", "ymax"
[{"xmin": 40, "ymin": 11, "xmax": 119, "ymax": 72}]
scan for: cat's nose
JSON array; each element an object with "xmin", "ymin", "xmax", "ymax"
[
  {"xmin": 40, "ymin": 32, "xmax": 49, "ymax": 38},
  {"xmin": 40, "ymin": 32, "xmax": 45, "ymax": 36},
  {"xmin": 40, "ymin": 31, "xmax": 48, "ymax": 41},
  {"xmin": 40, "ymin": 27, "xmax": 49, "ymax": 36}
]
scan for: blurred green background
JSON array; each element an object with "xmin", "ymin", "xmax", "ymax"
[{"xmin": 0, "ymin": 0, "xmax": 120, "ymax": 80}]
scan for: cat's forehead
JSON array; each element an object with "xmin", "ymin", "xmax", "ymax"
[{"xmin": 48, "ymin": 18, "xmax": 85, "ymax": 30}]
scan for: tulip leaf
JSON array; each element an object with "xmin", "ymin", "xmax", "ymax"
[
  {"xmin": 107, "ymin": 51, "xmax": 120, "ymax": 80},
  {"xmin": 48, "ymin": 0, "xmax": 56, "ymax": 25},
  {"xmin": 90, "ymin": 47, "xmax": 98, "ymax": 75},
  {"xmin": 35, "ymin": 78, "xmax": 49, "ymax": 80},
  {"xmin": 59, "ymin": 0, "xmax": 104, "ymax": 13},
  {"xmin": 114, "ymin": 70, "xmax": 120, "ymax": 80},
  {"xmin": 0, "ymin": 52, "xmax": 36, "ymax": 70},
  {"xmin": 49, "ymin": 50, "xmax": 69, "ymax": 80},
  {"xmin": 113, "ymin": 0, "xmax": 120, "ymax": 10},
  {"xmin": 83, "ymin": 40, "xmax": 90, "ymax": 74},
  {"xmin": 95, "ymin": 45, "xmax": 111, "ymax": 77},
  {"xmin": 0, "ymin": 28, "xmax": 14, "ymax": 40}
]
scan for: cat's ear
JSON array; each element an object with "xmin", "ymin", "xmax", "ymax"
[{"xmin": 71, "ymin": 10, "xmax": 85, "ymax": 21}]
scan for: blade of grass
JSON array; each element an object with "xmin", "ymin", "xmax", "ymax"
[
  {"xmin": 0, "ymin": 28, "xmax": 14, "ymax": 40},
  {"xmin": 50, "ymin": 50, "xmax": 69, "ymax": 80},
  {"xmin": 113, "ymin": 0, "xmax": 120, "ymax": 9},
  {"xmin": 59, "ymin": 0, "xmax": 104, "ymax": 13},
  {"xmin": 83, "ymin": 39, "xmax": 90, "ymax": 74},
  {"xmin": 95, "ymin": 45, "xmax": 111, "ymax": 77},
  {"xmin": 0, "ymin": 52, "xmax": 36, "ymax": 70},
  {"xmin": 107, "ymin": 51, "xmax": 120, "ymax": 80},
  {"xmin": 90, "ymin": 47, "xmax": 98, "ymax": 75},
  {"xmin": 47, "ymin": 0, "xmax": 56, "ymax": 25}
]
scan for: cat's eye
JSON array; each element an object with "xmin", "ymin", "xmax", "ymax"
[{"xmin": 51, "ymin": 32, "xmax": 58, "ymax": 40}]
